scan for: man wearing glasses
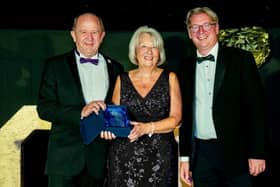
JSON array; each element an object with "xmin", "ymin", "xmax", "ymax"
[{"xmin": 177, "ymin": 6, "xmax": 266, "ymax": 187}]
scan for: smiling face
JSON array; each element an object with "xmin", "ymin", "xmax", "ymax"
[
  {"xmin": 135, "ymin": 33, "xmax": 160, "ymax": 68},
  {"xmin": 70, "ymin": 13, "xmax": 105, "ymax": 57},
  {"xmin": 188, "ymin": 12, "xmax": 219, "ymax": 55}
]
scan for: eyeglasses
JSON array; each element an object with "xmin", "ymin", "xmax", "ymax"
[{"xmin": 189, "ymin": 23, "xmax": 216, "ymax": 33}]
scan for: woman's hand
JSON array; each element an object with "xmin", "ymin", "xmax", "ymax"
[{"xmin": 128, "ymin": 121, "xmax": 149, "ymax": 142}]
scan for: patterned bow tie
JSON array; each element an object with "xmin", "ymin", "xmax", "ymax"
[
  {"xmin": 80, "ymin": 57, "xmax": 99, "ymax": 65},
  {"xmin": 196, "ymin": 54, "xmax": 215, "ymax": 63}
]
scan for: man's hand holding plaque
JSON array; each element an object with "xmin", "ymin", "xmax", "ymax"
[{"xmin": 80, "ymin": 105, "xmax": 131, "ymax": 144}]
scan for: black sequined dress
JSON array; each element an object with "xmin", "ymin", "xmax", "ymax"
[{"xmin": 106, "ymin": 70, "xmax": 178, "ymax": 187}]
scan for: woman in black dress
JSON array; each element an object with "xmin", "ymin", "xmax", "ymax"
[{"xmin": 102, "ymin": 25, "xmax": 182, "ymax": 187}]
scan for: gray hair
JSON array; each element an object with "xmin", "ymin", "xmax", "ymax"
[
  {"xmin": 128, "ymin": 25, "xmax": 166, "ymax": 66},
  {"xmin": 185, "ymin": 7, "xmax": 219, "ymax": 27},
  {"xmin": 72, "ymin": 12, "xmax": 105, "ymax": 32}
]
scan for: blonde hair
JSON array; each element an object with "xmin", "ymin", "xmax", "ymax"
[{"xmin": 128, "ymin": 25, "xmax": 166, "ymax": 65}]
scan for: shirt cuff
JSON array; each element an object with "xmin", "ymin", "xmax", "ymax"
[{"xmin": 179, "ymin": 156, "xmax": 189, "ymax": 162}]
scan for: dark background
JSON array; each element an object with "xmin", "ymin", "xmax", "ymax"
[
  {"xmin": 1, "ymin": 1, "xmax": 279, "ymax": 186},
  {"xmin": 0, "ymin": 0, "xmax": 278, "ymax": 31}
]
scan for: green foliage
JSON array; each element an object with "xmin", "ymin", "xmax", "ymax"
[{"xmin": 219, "ymin": 26, "xmax": 271, "ymax": 68}]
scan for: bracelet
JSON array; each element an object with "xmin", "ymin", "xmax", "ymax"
[{"xmin": 148, "ymin": 122, "xmax": 155, "ymax": 137}]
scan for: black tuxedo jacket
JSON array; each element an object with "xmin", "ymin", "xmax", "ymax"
[
  {"xmin": 177, "ymin": 45, "xmax": 266, "ymax": 173},
  {"xmin": 37, "ymin": 49, "xmax": 123, "ymax": 178}
]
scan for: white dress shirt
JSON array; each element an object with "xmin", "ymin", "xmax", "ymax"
[
  {"xmin": 194, "ymin": 43, "xmax": 219, "ymax": 140},
  {"xmin": 75, "ymin": 52, "xmax": 109, "ymax": 104}
]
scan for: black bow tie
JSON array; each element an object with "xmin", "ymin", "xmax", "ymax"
[
  {"xmin": 196, "ymin": 54, "xmax": 215, "ymax": 63},
  {"xmin": 80, "ymin": 57, "xmax": 99, "ymax": 65}
]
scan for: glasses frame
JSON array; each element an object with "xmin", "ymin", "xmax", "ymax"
[{"xmin": 189, "ymin": 23, "xmax": 216, "ymax": 33}]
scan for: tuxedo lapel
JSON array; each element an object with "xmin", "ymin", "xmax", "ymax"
[
  {"xmin": 66, "ymin": 51, "xmax": 85, "ymax": 101},
  {"xmin": 213, "ymin": 48, "xmax": 227, "ymax": 102}
]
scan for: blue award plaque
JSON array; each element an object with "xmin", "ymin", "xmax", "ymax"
[
  {"xmin": 80, "ymin": 105, "xmax": 131, "ymax": 145},
  {"xmin": 104, "ymin": 105, "xmax": 131, "ymax": 137}
]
